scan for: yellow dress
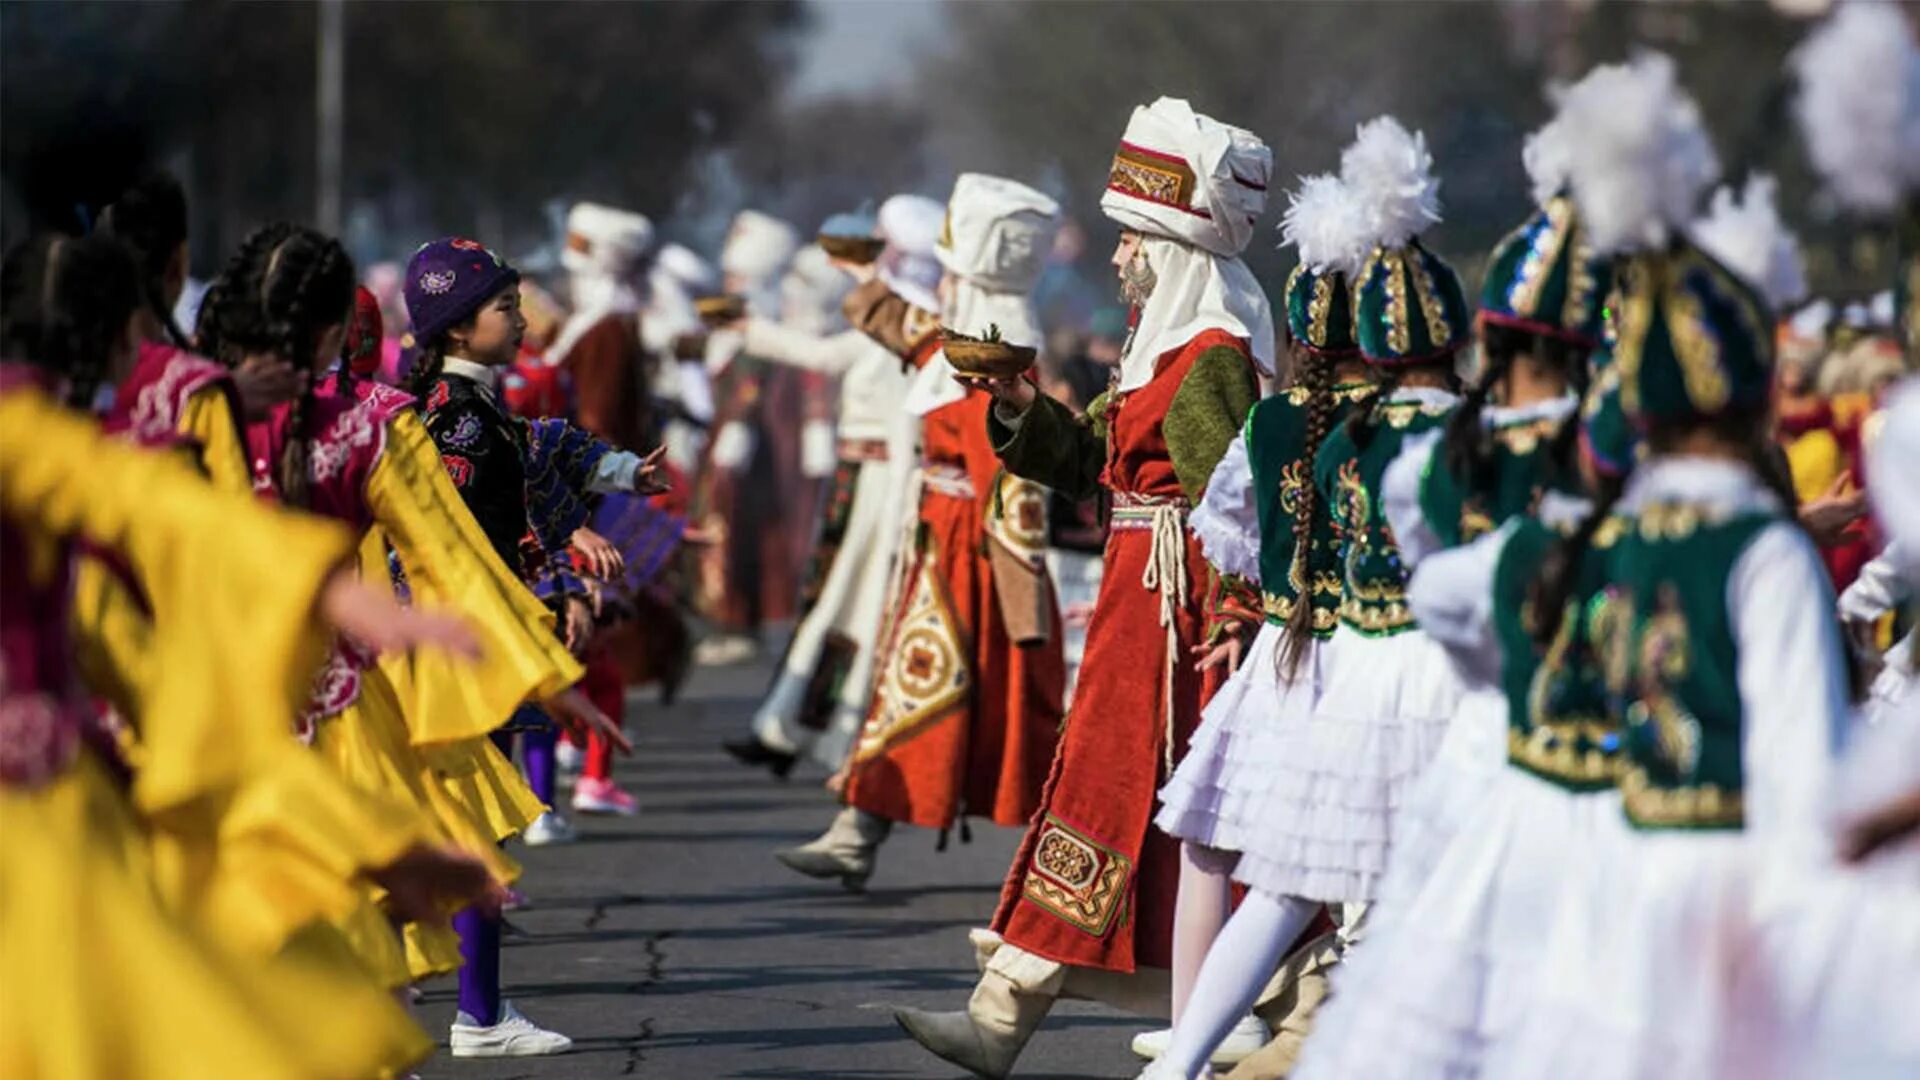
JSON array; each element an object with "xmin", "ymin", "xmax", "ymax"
[
  {"xmin": 312, "ymin": 409, "xmax": 583, "ymax": 978},
  {"xmin": 0, "ymin": 386, "xmax": 431, "ymax": 1080},
  {"xmin": 72, "ymin": 379, "xmax": 443, "ymax": 978}
]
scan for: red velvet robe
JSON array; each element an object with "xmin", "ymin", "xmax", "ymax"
[{"xmin": 989, "ymin": 328, "xmax": 1252, "ymax": 973}]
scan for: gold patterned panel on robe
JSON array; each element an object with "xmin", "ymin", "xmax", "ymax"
[{"xmin": 854, "ymin": 545, "xmax": 973, "ymax": 762}]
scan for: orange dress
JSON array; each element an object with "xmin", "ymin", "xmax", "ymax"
[{"xmin": 843, "ymin": 378, "xmax": 1066, "ymax": 832}]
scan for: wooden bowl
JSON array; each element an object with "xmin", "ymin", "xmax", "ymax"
[
  {"xmin": 695, "ymin": 294, "xmax": 747, "ymax": 325},
  {"xmin": 941, "ymin": 330, "xmax": 1038, "ymax": 379},
  {"xmin": 818, "ymin": 234, "xmax": 886, "ymax": 264}
]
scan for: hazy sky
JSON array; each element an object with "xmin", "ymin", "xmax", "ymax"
[{"xmin": 790, "ymin": 0, "xmax": 945, "ymax": 100}]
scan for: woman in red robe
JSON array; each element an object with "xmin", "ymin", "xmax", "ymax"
[
  {"xmin": 776, "ymin": 174, "xmax": 1067, "ymax": 889},
  {"xmin": 893, "ymin": 97, "xmax": 1275, "ymax": 1078}
]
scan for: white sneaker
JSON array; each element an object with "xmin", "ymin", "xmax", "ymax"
[
  {"xmin": 555, "ymin": 739, "xmax": 584, "ymax": 777},
  {"xmin": 522, "ymin": 810, "xmax": 577, "ymax": 847},
  {"xmin": 1129, "ymin": 1014, "xmax": 1267, "ymax": 1065},
  {"xmin": 693, "ymin": 634, "xmax": 759, "ymax": 667},
  {"xmin": 448, "ymin": 1000, "xmax": 573, "ymax": 1058}
]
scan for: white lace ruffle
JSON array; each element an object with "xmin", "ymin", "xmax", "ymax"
[
  {"xmin": 1230, "ymin": 628, "xmax": 1464, "ymax": 902},
  {"xmin": 1189, "ymin": 432, "xmax": 1261, "ymax": 581},
  {"xmin": 1156, "ymin": 624, "xmax": 1321, "ymax": 851}
]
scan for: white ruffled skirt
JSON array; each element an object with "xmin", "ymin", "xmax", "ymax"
[
  {"xmin": 1232, "ymin": 626, "xmax": 1462, "ymax": 903},
  {"xmin": 1376, "ymin": 683, "xmax": 1509, "ymax": 905},
  {"xmin": 1155, "ymin": 622, "xmax": 1322, "ymax": 854},
  {"xmin": 1292, "ymin": 770, "xmax": 1624, "ymax": 1080},
  {"xmin": 1481, "ymin": 822, "xmax": 1920, "ymax": 1080}
]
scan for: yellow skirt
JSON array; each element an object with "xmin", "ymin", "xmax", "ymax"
[
  {"xmin": 0, "ymin": 753, "xmax": 430, "ymax": 1080},
  {"xmin": 312, "ymin": 667, "xmax": 537, "ymax": 981}
]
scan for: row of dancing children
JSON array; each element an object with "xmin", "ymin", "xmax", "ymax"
[
  {"xmin": 1, "ymin": 166, "xmax": 670, "ymax": 1076},
  {"xmin": 1140, "ymin": 39, "xmax": 1920, "ymax": 1080}
]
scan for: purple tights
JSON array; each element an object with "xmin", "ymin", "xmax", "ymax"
[{"xmin": 453, "ymin": 906, "xmax": 501, "ymax": 1025}]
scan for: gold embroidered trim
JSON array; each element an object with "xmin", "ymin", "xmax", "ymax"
[
  {"xmin": 1264, "ymin": 591, "xmax": 1339, "ymax": 630},
  {"xmin": 1381, "ymin": 249, "xmax": 1412, "ymax": 355},
  {"xmin": 1409, "ymin": 247, "xmax": 1453, "ymax": 351},
  {"xmin": 1507, "ymin": 725, "xmax": 1622, "ymax": 787},
  {"xmin": 1309, "ymin": 273, "xmax": 1336, "ymax": 347},
  {"xmin": 1109, "ymin": 143, "xmax": 1197, "ymax": 209},
  {"xmin": 1619, "ymin": 766, "xmax": 1744, "ymax": 829},
  {"xmin": 1021, "ymin": 814, "xmax": 1132, "ymax": 937}
]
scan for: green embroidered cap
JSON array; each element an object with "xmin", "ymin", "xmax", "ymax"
[
  {"xmin": 1612, "ymin": 244, "xmax": 1774, "ymax": 425},
  {"xmin": 1284, "ymin": 263, "xmax": 1359, "ymax": 356},
  {"xmin": 1354, "ymin": 238, "xmax": 1473, "ymax": 366},
  {"xmin": 1480, "ymin": 193, "xmax": 1614, "ymax": 347}
]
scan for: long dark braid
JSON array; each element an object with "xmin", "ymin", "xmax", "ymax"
[
  {"xmin": 1276, "ymin": 346, "xmax": 1339, "ymax": 678},
  {"xmin": 196, "ymin": 224, "xmax": 354, "ymax": 507},
  {"xmin": 406, "ymin": 335, "xmax": 450, "ymax": 401},
  {"xmin": 96, "ymin": 172, "xmax": 189, "ymax": 348},
  {"xmin": 1443, "ymin": 326, "xmax": 1523, "ymax": 493},
  {"xmin": 1344, "ymin": 369, "xmax": 1404, "ymax": 451},
  {"xmin": 0, "ymin": 234, "xmax": 141, "ymax": 409},
  {"xmin": 1526, "ymin": 475, "xmax": 1625, "ymax": 648}
]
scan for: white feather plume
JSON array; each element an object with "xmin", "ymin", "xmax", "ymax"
[
  {"xmin": 1690, "ymin": 175, "xmax": 1809, "ymax": 311},
  {"xmin": 1339, "ymin": 116, "xmax": 1442, "ymax": 250},
  {"xmin": 1281, "ymin": 173, "xmax": 1371, "ymax": 275},
  {"xmin": 1559, "ymin": 52, "xmax": 1721, "ymax": 256},
  {"xmin": 1522, "ymin": 116, "xmax": 1574, "ymax": 209},
  {"xmin": 1791, "ymin": 2, "xmax": 1920, "ymax": 215}
]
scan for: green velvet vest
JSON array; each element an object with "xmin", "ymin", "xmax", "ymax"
[
  {"xmin": 1493, "ymin": 514, "xmax": 1627, "ymax": 792},
  {"xmin": 1313, "ymin": 394, "xmax": 1455, "ymax": 636},
  {"xmin": 1600, "ymin": 501, "xmax": 1775, "ymax": 831},
  {"xmin": 1245, "ymin": 382, "xmax": 1372, "ymax": 632},
  {"xmin": 1418, "ymin": 408, "xmax": 1575, "ymax": 550}
]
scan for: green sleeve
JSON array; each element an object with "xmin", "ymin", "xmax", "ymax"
[
  {"xmin": 1164, "ymin": 345, "xmax": 1260, "ymax": 503},
  {"xmin": 986, "ymin": 392, "xmax": 1108, "ymax": 502}
]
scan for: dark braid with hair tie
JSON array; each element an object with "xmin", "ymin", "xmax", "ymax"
[
  {"xmin": 1276, "ymin": 346, "xmax": 1339, "ymax": 678},
  {"xmin": 0, "ymin": 234, "xmax": 141, "ymax": 409},
  {"xmin": 97, "ymin": 172, "xmax": 190, "ymax": 348}
]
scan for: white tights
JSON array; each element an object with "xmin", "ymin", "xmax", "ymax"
[
  {"xmin": 1159, "ymin": 888, "xmax": 1320, "ymax": 1078},
  {"xmin": 1172, "ymin": 842, "xmax": 1237, "ymax": 1024}
]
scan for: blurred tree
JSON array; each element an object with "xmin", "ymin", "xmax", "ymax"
[{"xmin": 1, "ymin": 0, "xmax": 805, "ymax": 270}]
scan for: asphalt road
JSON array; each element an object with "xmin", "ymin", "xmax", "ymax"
[{"xmin": 415, "ymin": 650, "xmax": 1145, "ymax": 1080}]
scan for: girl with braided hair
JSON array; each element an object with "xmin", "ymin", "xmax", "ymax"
[
  {"xmin": 0, "ymin": 231, "xmax": 489, "ymax": 1078},
  {"xmin": 1140, "ymin": 174, "xmax": 1375, "ymax": 1068},
  {"xmin": 1364, "ymin": 114, "xmax": 1612, "ymax": 904},
  {"xmin": 209, "ymin": 224, "xmax": 630, "ymax": 1057},
  {"xmin": 1143, "ymin": 117, "xmax": 1472, "ymax": 1080}
]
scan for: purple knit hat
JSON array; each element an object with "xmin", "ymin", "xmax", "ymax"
[{"xmin": 403, "ymin": 237, "xmax": 520, "ymax": 345}]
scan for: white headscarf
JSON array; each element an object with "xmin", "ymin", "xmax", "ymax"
[
  {"xmin": 905, "ymin": 173, "xmax": 1061, "ymax": 417},
  {"xmin": 877, "ymin": 193, "xmax": 945, "ymax": 313},
  {"xmin": 550, "ymin": 201, "xmax": 653, "ymax": 366},
  {"xmin": 779, "ymin": 246, "xmax": 851, "ymax": 336},
  {"xmin": 722, "ymin": 210, "xmax": 800, "ymax": 315},
  {"xmin": 1100, "ymin": 97, "xmax": 1275, "ymax": 391}
]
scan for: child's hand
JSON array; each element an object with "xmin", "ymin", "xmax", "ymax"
[
  {"xmin": 543, "ymin": 687, "xmax": 632, "ymax": 755},
  {"xmin": 319, "ymin": 571, "xmax": 481, "ymax": 660},
  {"xmin": 571, "ymin": 527, "xmax": 623, "ymax": 579},
  {"xmin": 633, "ymin": 445, "xmax": 673, "ymax": 495},
  {"xmin": 1191, "ymin": 633, "xmax": 1244, "ymax": 676}
]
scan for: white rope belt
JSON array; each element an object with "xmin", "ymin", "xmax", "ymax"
[{"xmin": 1114, "ymin": 493, "xmax": 1189, "ymax": 774}]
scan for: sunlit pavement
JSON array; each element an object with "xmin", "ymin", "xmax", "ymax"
[{"xmin": 416, "ymin": 644, "xmax": 1141, "ymax": 1079}]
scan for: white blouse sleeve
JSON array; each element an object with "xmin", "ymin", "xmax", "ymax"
[
  {"xmin": 1382, "ymin": 429, "xmax": 1443, "ymax": 570},
  {"xmin": 1188, "ymin": 432, "xmax": 1261, "ymax": 581},
  {"xmin": 1407, "ymin": 521, "xmax": 1513, "ymax": 688},
  {"xmin": 743, "ymin": 318, "xmax": 865, "ymax": 377},
  {"xmin": 1837, "ymin": 541, "xmax": 1910, "ymax": 625},
  {"xmin": 1731, "ymin": 522, "xmax": 1850, "ymax": 846},
  {"xmin": 1867, "ymin": 377, "xmax": 1920, "ymax": 558}
]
